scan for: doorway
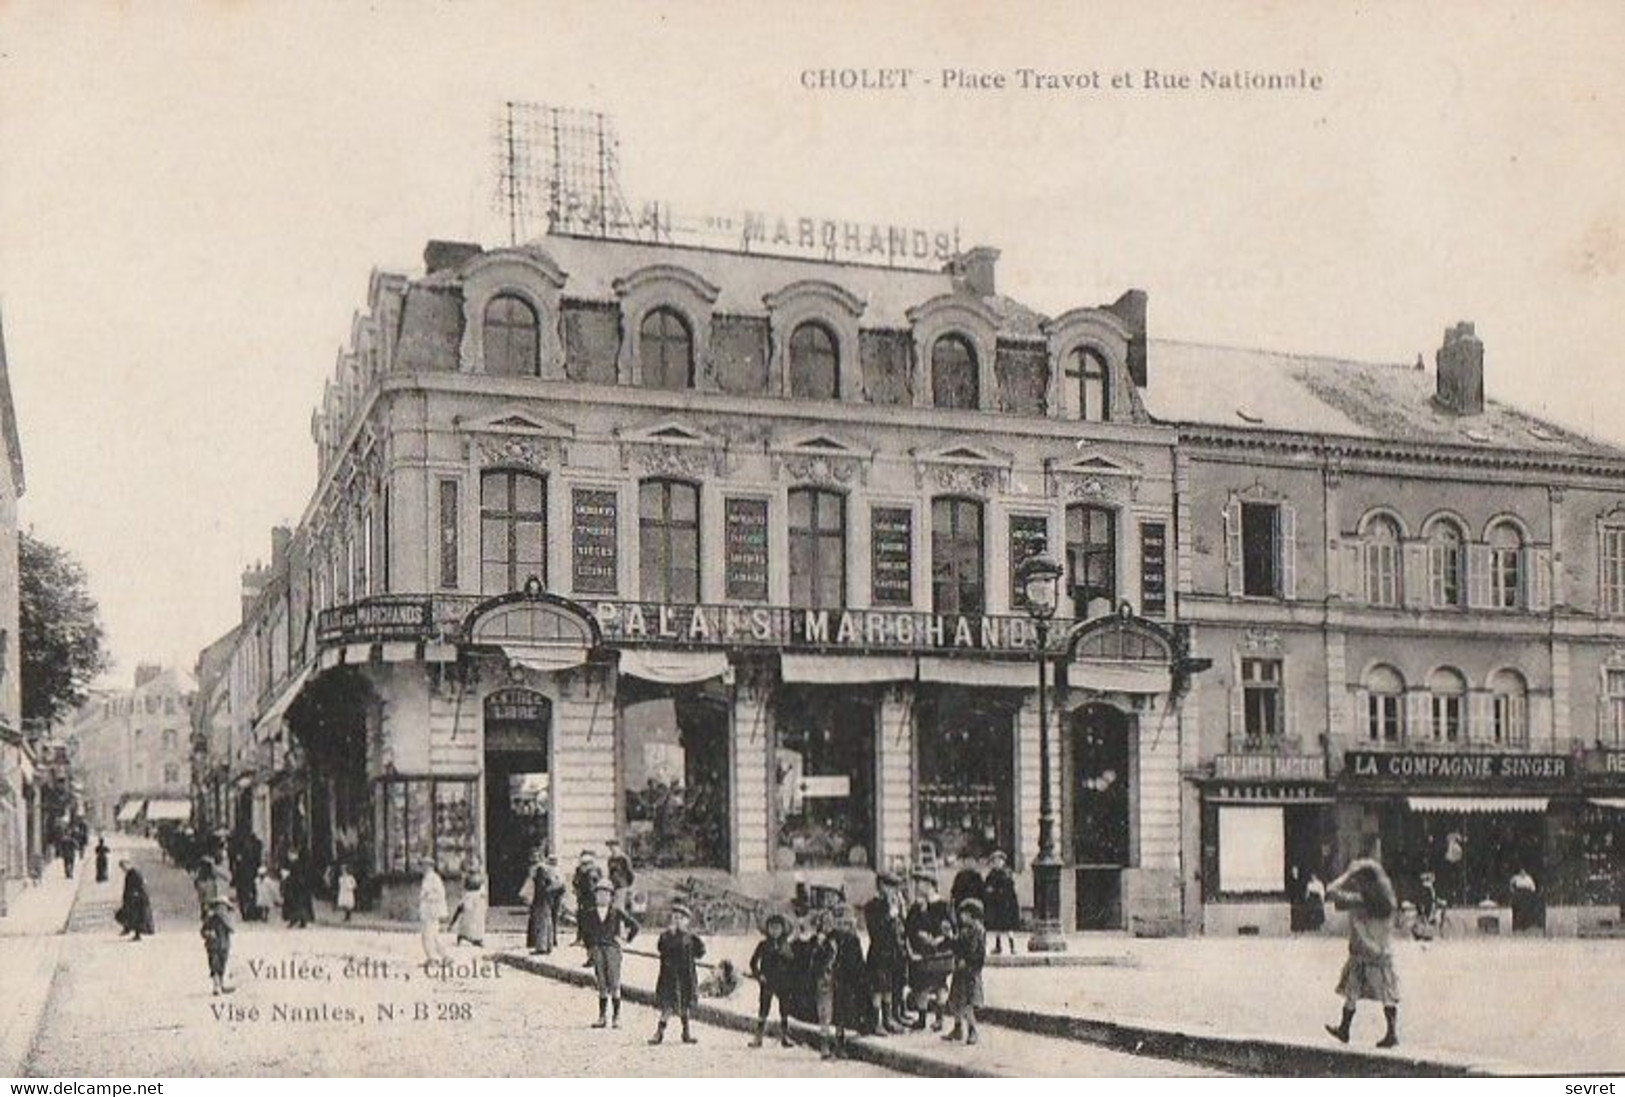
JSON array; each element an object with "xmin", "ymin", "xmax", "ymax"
[
  {"xmin": 483, "ymin": 688, "xmax": 552, "ymax": 905},
  {"xmin": 1069, "ymin": 703, "xmax": 1132, "ymax": 930}
]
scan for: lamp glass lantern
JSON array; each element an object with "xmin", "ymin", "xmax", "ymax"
[{"xmin": 1016, "ymin": 546, "xmax": 1064, "ymax": 621}]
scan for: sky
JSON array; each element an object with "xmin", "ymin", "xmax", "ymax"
[{"xmin": 0, "ymin": 0, "xmax": 1622, "ymax": 682}]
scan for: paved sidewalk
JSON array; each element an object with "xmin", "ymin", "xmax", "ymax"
[{"xmin": 0, "ymin": 868, "xmax": 88, "ymax": 1077}]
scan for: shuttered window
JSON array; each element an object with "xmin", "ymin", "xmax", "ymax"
[
  {"xmin": 1602, "ymin": 525, "xmax": 1625, "ymax": 616},
  {"xmin": 1364, "ymin": 516, "xmax": 1401, "ymax": 606},
  {"xmin": 1428, "ymin": 520, "xmax": 1466, "ymax": 608}
]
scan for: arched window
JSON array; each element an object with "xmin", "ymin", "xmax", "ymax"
[
  {"xmin": 639, "ymin": 308, "xmax": 694, "ymax": 391},
  {"xmin": 1428, "ymin": 518, "xmax": 1467, "ymax": 608},
  {"xmin": 1429, "ymin": 667, "xmax": 1468, "ymax": 743},
  {"xmin": 1067, "ymin": 346, "xmax": 1111, "ymax": 422},
  {"xmin": 931, "ymin": 497, "xmax": 984, "ymax": 615},
  {"xmin": 480, "ymin": 470, "xmax": 547, "ymax": 594},
  {"xmin": 1066, "ymin": 504, "xmax": 1116, "ymax": 617},
  {"xmin": 788, "ymin": 322, "xmax": 839, "ymax": 401},
  {"xmin": 931, "ymin": 335, "xmax": 979, "ymax": 410},
  {"xmin": 789, "ymin": 487, "xmax": 845, "ymax": 607},
  {"xmin": 1364, "ymin": 515, "xmax": 1402, "ymax": 607},
  {"xmin": 484, "ymin": 294, "xmax": 540, "ymax": 377},
  {"xmin": 1366, "ymin": 664, "xmax": 1405, "ymax": 743},
  {"xmin": 639, "ymin": 479, "xmax": 700, "ymax": 601},
  {"xmin": 1488, "ymin": 521, "xmax": 1524, "ymax": 609},
  {"xmin": 1490, "ymin": 669, "xmax": 1528, "ymax": 746}
]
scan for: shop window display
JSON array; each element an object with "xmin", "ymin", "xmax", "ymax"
[
  {"xmin": 377, "ymin": 777, "xmax": 477, "ymax": 876},
  {"xmin": 622, "ymin": 689, "xmax": 730, "ymax": 870},
  {"xmin": 774, "ymin": 691, "xmax": 876, "ymax": 868},
  {"xmin": 916, "ymin": 690, "xmax": 1015, "ymax": 864}
]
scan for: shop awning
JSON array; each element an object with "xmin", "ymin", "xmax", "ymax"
[
  {"xmin": 917, "ymin": 657, "xmax": 1034, "ymax": 689},
  {"xmin": 1069, "ymin": 661, "xmax": 1173, "ymax": 695},
  {"xmin": 617, "ymin": 649, "xmax": 729, "ymax": 685},
  {"xmin": 780, "ymin": 654, "xmax": 915, "ymax": 684},
  {"xmin": 500, "ymin": 642, "xmax": 591, "ymax": 674},
  {"xmin": 116, "ymin": 800, "xmax": 146, "ymax": 823},
  {"xmin": 1589, "ymin": 798, "xmax": 1625, "ymax": 810},
  {"xmin": 254, "ymin": 664, "xmax": 313, "ymax": 743},
  {"xmin": 1407, "ymin": 796, "xmax": 1549, "ymax": 814},
  {"xmin": 145, "ymin": 799, "xmax": 192, "ymax": 823},
  {"xmin": 380, "ymin": 641, "xmax": 418, "ymax": 663}
]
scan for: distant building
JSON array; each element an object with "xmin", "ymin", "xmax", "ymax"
[
  {"xmin": 0, "ymin": 309, "xmax": 28, "ymax": 892},
  {"xmin": 65, "ymin": 665, "xmax": 195, "ymax": 833}
]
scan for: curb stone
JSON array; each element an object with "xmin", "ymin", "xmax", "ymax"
[{"xmin": 496, "ymin": 952, "xmax": 996, "ymax": 1078}]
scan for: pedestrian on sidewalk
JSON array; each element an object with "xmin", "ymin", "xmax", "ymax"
[
  {"xmin": 808, "ymin": 909, "xmax": 843, "ymax": 1060},
  {"xmin": 943, "ymin": 896, "xmax": 986, "ymax": 1046},
  {"xmin": 115, "ymin": 858, "xmax": 154, "ymax": 941},
  {"xmin": 280, "ymin": 849, "xmax": 315, "ymax": 928},
  {"xmin": 418, "ymin": 859, "xmax": 450, "ymax": 961},
  {"xmin": 194, "ymin": 857, "xmax": 228, "ymax": 916},
  {"xmin": 649, "ymin": 901, "xmax": 705, "ymax": 1045},
  {"xmin": 1324, "ymin": 857, "xmax": 1401, "ymax": 1049},
  {"xmin": 253, "ymin": 866, "xmax": 280, "ymax": 923},
  {"xmin": 571, "ymin": 849, "xmax": 602, "ymax": 957},
  {"xmin": 200, "ymin": 894, "xmax": 237, "ymax": 995},
  {"xmin": 906, "ymin": 871, "xmax": 955, "ymax": 1032},
  {"xmin": 335, "ymin": 863, "xmax": 357, "ymax": 922},
  {"xmin": 605, "ymin": 838, "xmax": 635, "ymax": 910},
  {"xmin": 831, "ymin": 904, "xmax": 870, "ymax": 1037},
  {"xmin": 522, "ymin": 853, "xmax": 564, "ymax": 955},
  {"xmin": 983, "ymin": 851, "xmax": 1020, "ymax": 956},
  {"xmin": 450, "ymin": 870, "xmax": 488, "ymax": 947},
  {"xmin": 93, "ymin": 835, "xmax": 110, "ymax": 883},
  {"xmin": 747, "ymin": 912, "xmax": 795, "ymax": 1048},
  {"xmin": 56, "ymin": 833, "xmax": 77, "ymax": 879},
  {"xmin": 950, "ymin": 863, "xmax": 985, "ymax": 914},
  {"xmin": 863, "ymin": 871, "xmax": 909, "ymax": 1035},
  {"xmin": 581, "ymin": 879, "xmax": 638, "ymax": 1029}
]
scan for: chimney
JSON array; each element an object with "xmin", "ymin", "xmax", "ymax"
[
  {"xmin": 241, "ymin": 563, "xmax": 268, "ymax": 623},
  {"xmin": 1105, "ymin": 289, "xmax": 1150, "ymax": 388},
  {"xmin": 271, "ymin": 526, "xmax": 292, "ymax": 571},
  {"xmin": 134, "ymin": 664, "xmax": 163, "ymax": 689},
  {"xmin": 947, "ymin": 246, "xmax": 1000, "ymax": 297},
  {"xmin": 423, "ymin": 239, "xmax": 483, "ymax": 275},
  {"xmin": 1434, "ymin": 321, "xmax": 1484, "ymax": 415}
]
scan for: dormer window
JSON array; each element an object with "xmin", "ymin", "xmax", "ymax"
[
  {"xmin": 639, "ymin": 307, "xmax": 694, "ymax": 391},
  {"xmin": 483, "ymin": 294, "xmax": 540, "ymax": 377},
  {"xmin": 788, "ymin": 321, "xmax": 839, "ymax": 400},
  {"xmin": 931, "ymin": 334, "xmax": 978, "ymax": 410},
  {"xmin": 1068, "ymin": 346, "xmax": 1111, "ymax": 422}
]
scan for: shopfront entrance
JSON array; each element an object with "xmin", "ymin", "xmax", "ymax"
[
  {"xmin": 483, "ymin": 687, "xmax": 552, "ymax": 904},
  {"xmin": 915, "ymin": 687, "xmax": 1016, "ymax": 868},
  {"xmin": 1069, "ymin": 702, "xmax": 1132, "ymax": 930}
]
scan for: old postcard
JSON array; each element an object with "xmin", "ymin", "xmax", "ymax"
[{"xmin": 1, "ymin": 0, "xmax": 1622, "ymax": 1082}]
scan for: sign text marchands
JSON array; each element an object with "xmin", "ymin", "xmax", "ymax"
[{"xmin": 587, "ymin": 601, "xmax": 1046, "ymax": 654}]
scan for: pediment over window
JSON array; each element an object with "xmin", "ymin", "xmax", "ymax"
[
  {"xmin": 770, "ymin": 428, "xmax": 872, "ymax": 487},
  {"xmin": 913, "ymin": 441, "xmax": 1012, "ymax": 467},
  {"xmin": 910, "ymin": 441, "xmax": 1012, "ymax": 494},
  {"xmin": 1048, "ymin": 450, "xmax": 1141, "ymax": 478},
  {"xmin": 614, "ymin": 418, "xmax": 722, "ymax": 449},
  {"xmin": 773, "ymin": 428, "xmax": 871, "ymax": 457},
  {"xmin": 612, "ymin": 264, "xmax": 721, "ymax": 304},
  {"xmin": 455, "ymin": 405, "xmax": 577, "ymax": 439},
  {"xmin": 762, "ymin": 279, "xmax": 867, "ymax": 318}
]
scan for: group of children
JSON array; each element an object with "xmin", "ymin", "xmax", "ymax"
[{"xmin": 575, "ymin": 866, "xmax": 989, "ymax": 1060}]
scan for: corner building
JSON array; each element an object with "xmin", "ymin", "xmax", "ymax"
[{"xmin": 257, "ymin": 235, "xmax": 1188, "ymax": 925}]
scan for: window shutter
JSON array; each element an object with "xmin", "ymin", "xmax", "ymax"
[
  {"xmin": 1468, "ymin": 691, "xmax": 1493, "ymax": 744},
  {"xmin": 1600, "ymin": 665, "xmax": 1612, "ymax": 746},
  {"xmin": 1342, "ymin": 542, "xmax": 1366, "ymax": 602},
  {"xmin": 1353, "ymin": 687, "xmax": 1371, "ymax": 742},
  {"xmin": 1229, "ymin": 681, "xmax": 1245, "ymax": 746},
  {"xmin": 1405, "ymin": 690, "xmax": 1429, "ymax": 744},
  {"xmin": 1467, "ymin": 544, "xmax": 1493, "ymax": 608},
  {"xmin": 1284, "ymin": 676, "xmax": 1299, "ymax": 745},
  {"xmin": 1279, "ymin": 503, "xmax": 1298, "ymax": 600},
  {"xmin": 1527, "ymin": 547, "xmax": 1552, "ymax": 612},
  {"xmin": 1225, "ymin": 499, "xmax": 1243, "ymax": 596},
  {"xmin": 1402, "ymin": 541, "xmax": 1428, "ymax": 608}
]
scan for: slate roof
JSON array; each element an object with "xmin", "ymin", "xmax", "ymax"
[{"xmin": 1142, "ymin": 338, "xmax": 1625, "ymax": 459}]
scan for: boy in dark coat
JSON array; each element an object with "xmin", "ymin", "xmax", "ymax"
[
  {"xmin": 983, "ymin": 850, "xmax": 1021, "ymax": 955},
  {"xmin": 650, "ymin": 902, "xmax": 706, "ymax": 1045},
  {"xmin": 831, "ymin": 904, "xmax": 870, "ymax": 1034},
  {"xmin": 862, "ymin": 871, "xmax": 910, "ymax": 1034},
  {"xmin": 605, "ymin": 838, "xmax": 636, "ymax": 909},
  {"xmin": 747, "ymin": 912, "xmax": 796, "ymax": 1047},
  {"xmin": 950, "ymin": 864, "xmax": 985, "ymax": 911},
  {"xmin": 200, "ymin": 895, "xmax": 237, "ymax": 995},
  {"xmin": 944, "ymin": 897, "xmax": 987, "ymax": 1045},
  {"xmin": 579, "ymin": 879, "xmax": 639, "ymax": 1028},
  {"xmin": 906, "ymin": 871, "xmax": 956, "ymax": 1031},
  {"xmin": 808, "ymin": 909, "xmax": 842, "ymax": 1059},
  {"xmin": 571, "ymin": 850, "xmax": 602, "ymax": 958}
]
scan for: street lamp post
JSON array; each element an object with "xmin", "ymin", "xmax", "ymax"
[{"xmin": 1016, "ymin": 541, "xmax": 1067, "ymax": 952}]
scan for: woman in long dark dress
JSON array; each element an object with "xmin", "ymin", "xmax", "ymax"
[
  {"xmin": 281, "ymin": 850, "xmax": 315, "ymax": 928},
  {"xmin": 525, "ymin": 855, "xmax": 565, "ymax": 954},
  {"xmin": 94, "ymin": 836, "xmax": 110, "ymax": 883},
  {"xmin": 115, "ymin": 859, "xmax": 155, "ymax": 941}
]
